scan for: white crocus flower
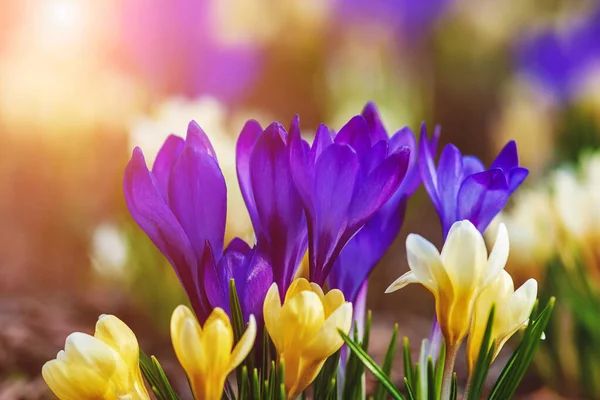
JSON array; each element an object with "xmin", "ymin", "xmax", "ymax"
[
  {"xmin": 466, "ymin": 270, "xmax": 538, "ymax": 372},
  {"xmin": 386, "ymin": 220, "xmax": 510, "ymax": 349}
]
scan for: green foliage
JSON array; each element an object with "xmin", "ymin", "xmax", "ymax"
[
  {"xmin": 342, "ymin": 311, "xmax": 372, "ymax": 399},
  {"xmin": 339, "ymin": 329, "xmax": 405, "ymax": 400},
  {"xmin": 374, "ymin": 323, "xmax": 399, "ymax": 400},
  {"xmin": 488, "ymin": 297, "xmax": 555, "ymax": 399},
  {"xmin": 465, "ymin": 306, "xmax": 496, "ymax": 400},
  {"xmin": 342, "ymin": 297, "xmax": 555, "ymax": 400},
  {"xmin": 540, "ymin": 255, "xmax": 600, "ymax": 398},
  {"xmin": 139, "ymin": 351, "xmax": 180, "ymax": 400}
]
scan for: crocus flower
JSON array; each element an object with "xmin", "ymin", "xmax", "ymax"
[
  {"xmin": 236, "ymin": 120, "xmax": 308, "ymax": 294},
  {"xmin": 328, "ymin": 102, "xmax": 433, "ymax": 304},
  {"xmin": 118, "ymin": 0, "xmax": 262, "ymax": 101},
  {"xmin": 420, "ymin": 128, "xmax": 528, "ymax": 237},
  {"xmin": 386, "ymin": 220, "xmax": 510, "ymax": 350},
  {"xmin": 466, "ymin": 270, "xmax": 537, "ymax": 373},
  {"xmin": 171, "ymin": 305, "xmax": 257, "ymax": 400},
  {"xmin": 124, "ymin": 121, "xmax": 272, "ymax": 323},
  {"xmin": 42, "ymin": 315, "xmax": 149, "ymax": 400},
  {"xmin": 515, "ymin": 5, "xmax": 600, "ymax": 102},
  {"xmin": 263, "ymin": 278, "xmax": 353, "ymax": 400},
  {"xmin": 289, "ymin": 112, "xmax": 411, "ymax": 286}
]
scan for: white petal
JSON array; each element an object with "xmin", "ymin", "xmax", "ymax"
[
  {"xmin": 385, "ymin": 271, "xmax": 419, "ymax": 293},
  {"xmin": 405, "ymin": 233, "xmax": 442, "ymax": 290},
  {"xmin": 441, "ymin": 220, "xmax": 487, "ymax": 290},
  {"xmin": 481, "ymin": 223, "xmax": 509, "ymax": 288},
  {"xmin": 497, "ymin": 278, "xmax": 538, "ymax": 337}
]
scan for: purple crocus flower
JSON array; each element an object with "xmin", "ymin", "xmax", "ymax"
[
  {"xmin": 236, "ymin": 120, "xmax": 308, "ymax": 295},
  {"xmin": 420, "ymin": 128, "xmax": 528, "ymax": 238},
  {"xmin": 118, "ymin": 0, "xmax": 262, "ymax": 101},
  {"xmin": 327, "ymin": 103, "xmax": 428, "ymax": 303},
  {"xmin": 289, "ymin": 111, "xmax": 411, "ymax": 286},
  {"xmin": 420, "ymin": 126, "xmax": 528, "ymax": 361},
  {"xmin": 124, "ymin": 121, "xmax": 272, "ymax": 323},
  {"xmin": 515, "ymin": 5, "xmax": 600, "ymax": 101}
]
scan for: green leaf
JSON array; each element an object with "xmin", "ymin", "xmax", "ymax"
[
  {"xmin": 402, "ymin": 337, "xmax": 414, "ymax": 390},
  {"xmin": 342, "ymin": 313, "xmax": 372, "ymax": 399},
  {"xmin": 404, "ymin": 377, "xmax": 417, "ymax": 400},
  {"xmin": 427, "ymin": 357, "xmax": 435, "ymax": 400},
  {"xmin": 434, "ymin": 341, "xmax": 446, "ymax": 397},
  {"xmin": 139, "ymin": 350, "xmax": 179, "ymax": 400},
  {"xmin": 339, "ymin": 329, "xmax": 405, "ymax": 400},
  {"xmin": 450, "ymin": 373, "xmax": 458, "ymax": 400},
  {"xmin": 375, "ymin": 324, "xmax": 399, "ymax": 400},
  {"xmin": 313, "ymin": 349, "xmax": 341, "ymax": 399},
  {"xmin": 488, "ymin": 297, "xmax": 556, "ymax": 400},
  {"xmin": 466, "ymin": 305, "xmax": 496, "ymax": 400},
  {"xmin": 229, "ymin": 279, "xmax": 254, "ymax": 398}
]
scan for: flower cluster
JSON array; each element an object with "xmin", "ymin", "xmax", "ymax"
[{"xmin": 43, "ymin": 102, "xmax": 546, "ymax": 400}]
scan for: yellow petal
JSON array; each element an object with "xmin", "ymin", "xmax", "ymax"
[
  {"xmin": 304, "ymin": 302, "xmax": 352, "ymax": 360},
  {"xmin": 285, "ymin": 277, "xmax": 312, "ymax": 302},
  {"xmin": 42, "ymin": 359, "xmax": 107, "ymax": 400},
  {"xmin": 493, "ymin": 278, "xmax": 538, "ymax": 358},
  {"xmin": 171, "ymin": 305, "xmax": 205, "ymax": 376},
  {"xmin": 63, "ymin": 333, "xmax": 124, "ymax": 380},
  {"xmin": 201, "ymin": 308, "xmax": 234, "ymax": 374},
  {"xmin": 287, "ymin": 358, "xmax": 327, "ymax": 400},
  {"xmin": 228, "ymin": 315, "xmax": 257, "ymax": 371},
  {"xmin": 322, "ymin": 289, "xmax": 345, "ymax": 318},
  {"xmin": 94, "ymin": 315, "xmax": 140, "ymax": 371},
  {"xmin": 263, "ymin": 283, "xmax": 284, "ymax": 352},
  {"xmin": 280, "ymin": 291, "xmax": 325, "ymax": 351}
]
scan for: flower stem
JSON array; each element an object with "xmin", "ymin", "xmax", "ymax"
[{"xmin": 441, "ymin": 343, "xmax": 459, "ymax": 400}]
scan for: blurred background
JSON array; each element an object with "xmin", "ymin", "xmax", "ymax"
[{"xmin": 1, "ymin": 0, "xmax": 600, "ymax": 398}]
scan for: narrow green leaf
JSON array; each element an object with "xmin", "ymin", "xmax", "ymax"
[
  {"xmin": 252, "ymin": 368, "xmax": 261, "ymax": 400},
  {"xmin": 450, "ymin": 373, "xmax": 458, "ymax": 400},
  {"xmin": 339, "ymin": 329, "xmax": 405, "ymax": 400},
  {"xmin": 434, "ymin": 341, "xmax": 446, "ymax": 397},
  {"xmin": 229, "ymin": 279, "xmax": 252, "ymax": 398},
  {"xmin": 413, "ymin": 363, "xmax": 422, "ymax": 400},
  {"xmin": 404, "ymin": 377, "xmax": 417, "ymax": 400},
  {"xmin": 375, "ymin": 324, "xmax": 399, "ymax": 400},
  {"xmin": 427, "ymin": 356, "xmax": 436, "ymax": 400},
  {"xmin": 489, "ymin": 297, "xmax": 555, "ymax": 400},
  {"xmin": 402, "ymin": 337, "xmax": 414, "ymax": 389},
  {"xmin": 138, "ymin": 350, "xmax": 179, "ymax": 400},
  {"xmin": 363, "ymin": 310, "xmax": 373, "ymax": 352},
  {"xmin": 466, "ymin": 305, "xmax": 496, "ymax": 400}
]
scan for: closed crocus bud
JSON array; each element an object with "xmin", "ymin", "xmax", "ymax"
[
  {"xmin": 171, "ymin": 305, "xmax": 256, "ymax": 400},
  {"xmin": 263, "ymin": 278, "xmax": 353, "ymax": 400},
  {"xmin": 386, "ymin": 220, "xmax": 510, "ymax": 349},
  {"xmin": 42, "ymin": 315, "xmax": 149, "ymax": 400},
  {"xmin": 467, "ymin": 270, "xmax": 538, "ymax": 372}
]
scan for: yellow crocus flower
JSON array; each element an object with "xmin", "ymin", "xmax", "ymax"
[
  {"xmin": 170, "ymin": 305, "xmax": 256, "ymax": 400},
  {"xmin": 263, "ymin": 278, "xmax": 353, "ymax": 400},
  {"xmin": 466, "ymin": 270, "xmax": 538, "ymax": 372},
  {"xmin": 42, "ymin": 315, "xmax": 150, "ymax": 400},
  {"xmin": 386, "ymin": 220, "xmax": 510, "ymax": 349}
]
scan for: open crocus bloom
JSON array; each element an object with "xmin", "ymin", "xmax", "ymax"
[
  {"xmin": 466, "ymin": 270, "xmax": 538, "ymax": 372},
  {"xmin": 171, "ymin": 305, "xmax": 256, "ymax": 400},
  {"xmin": 263, "ymin": 278, "xmax": 353, "ymax": 400},
  {"xmin": 42, "ymin": 315, "xmax": 149, "ymax": 400},
  {"xmin": 386, "ymin": 220, "xmax": 510, "ymax": 348}
]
